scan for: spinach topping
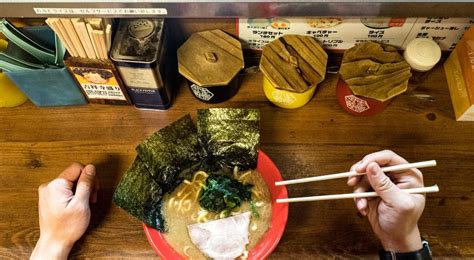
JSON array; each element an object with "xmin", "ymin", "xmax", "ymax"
[{"xmin": 199, "ymin": 175, "xmax": 253, "ymax": 213}]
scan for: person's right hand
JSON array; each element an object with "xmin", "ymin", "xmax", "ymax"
[{"xmin": 347, "ymin": 150, "xmax": 425, "ymax": 253}]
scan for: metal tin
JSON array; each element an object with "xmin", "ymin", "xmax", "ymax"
[
  {"xmin": 65, "ymin": 57, "xmax": 131, "ymax": 105},
  {"xmin": 178, "ymin": 29, "xmax": 244, "ymax": 104},
  {"xmin": 111, "ymin": 18, "xmax": 175, "ymax": 110}
]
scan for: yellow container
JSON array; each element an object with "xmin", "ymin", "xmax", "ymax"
[
  {"xmin": 0, "ymin": 39, "xmax": 28, "ymax": 107},
  {"xmin": 263, "ymin": 76, "xmax": 316, "ymax": 109},
  {"xmin": 259, "ymin": 35, "xmax": 328, "ymax": 109},
  {"xmin": 0, "ymin": 72, "xmax": 28, "ymax": 107},
  {"xmin": 0, "ymin": 39, "xmax": 7, "ymax": 50}
]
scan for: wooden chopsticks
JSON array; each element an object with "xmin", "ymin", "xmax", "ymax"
[
  {"xmin": 46, "ymin": 18, "xmax": 112, "ymax": 59},
  {"xmin": 277, "ymin": 185, "xmax": 439, "ymax": 203},
  {"xmin": 276, "ymin": 160, "xmax": 439, "ymax": 203},
  {"xmin": 275, "ymin": 160, "xmax": 437, "ymax": 186}
]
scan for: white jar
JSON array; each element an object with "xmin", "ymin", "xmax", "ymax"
[{"xmin": 403, "ymin": 38, "xmax": 442, "ymax": 87}]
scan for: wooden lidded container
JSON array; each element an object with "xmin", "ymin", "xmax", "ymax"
[
  {"xmin": 178, "ymin": 29, "xmax": 244, "ymax": 103},
  {"xmin": 259, "ymin": 35, "xmax": 328, "ymax": 109}
]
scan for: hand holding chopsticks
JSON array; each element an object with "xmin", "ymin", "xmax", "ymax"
[{"xmin": 276, "ymin": 160, "xmax": 439, "ymax": 203}]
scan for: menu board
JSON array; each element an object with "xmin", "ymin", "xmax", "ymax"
[
  {"xmin": 238, "ymin": 17, "xmax": 473, "ymax": 51},
  {"xmin": 402, "ymin": 17, "xmax": 474, "ymax": 50}
]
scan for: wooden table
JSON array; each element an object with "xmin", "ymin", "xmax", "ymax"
[{"xmin": 1, "ymin": 64, "xmax": 473, "ymax": 259}]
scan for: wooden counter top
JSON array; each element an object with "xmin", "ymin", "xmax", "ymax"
[{"xmin": 1, "ymin": 64, "xmax": 473, "ymax": 258}]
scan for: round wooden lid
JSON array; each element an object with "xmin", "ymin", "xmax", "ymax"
[
  {"xmin": 178, "ymin": 29, "xmax": 244, "ymax": 87},
  {"xmin": 259, "ymin": 35, "xmax": 328, "ymax": 93}
]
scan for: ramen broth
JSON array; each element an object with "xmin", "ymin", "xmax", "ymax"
[{"xmin": 162, "ymin": 170, "xmax": 272, "ymax": 259}]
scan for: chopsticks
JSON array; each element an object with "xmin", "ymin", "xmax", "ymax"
[
  {"xmin": 276, "ymin": 160, "xmax": 439, "ymax": 203},
  {"xmin": 46, "ymin": 18, "xmax": 112, "ymax": 59},
  {"xmin": 276, "ymin": 185, "xmax": 439, "ymax": 203},
  {"xmin": 275, "ymin": 160, "xmax": 437, "ymax": 186}
]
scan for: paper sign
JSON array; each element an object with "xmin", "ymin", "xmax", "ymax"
[{"xmin": 238, "ymin": 17, "xmax": 473, "ymax": 51}]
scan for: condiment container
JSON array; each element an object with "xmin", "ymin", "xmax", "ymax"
[
  {"xmin": 338, "ymin": 42, "xmax": 411, "ymax": 116},
  {"xmin": 259, "ymin": 35, "xmax": 327, "ymax": 109},
  {"xmin": 336, "ymin": 78, "xmax": 390, "ymax": 116},
  {"xmin": 0, "ymin": 72, "xmax": 28, "ymax": 107},
  {"xmin": 404, "ymin": 38, "xmax": 442, "ymax": 88},
  {"xmin": 178, "ymin": 29, "xmax": 244, "ymax": 103},
  {"xmin": 111, "ymin": 18, "xmax": 176, "ymax": 110},
  {"xmin": 0, "ymin": 38, "xmax": 27, "ymax": 107}
]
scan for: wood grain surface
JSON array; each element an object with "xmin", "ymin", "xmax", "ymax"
[{"xmin": 1, "ymin": 64, "xmax": 474, "ymax": 259}]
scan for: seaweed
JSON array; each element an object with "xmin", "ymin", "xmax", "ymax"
[
  {"xmin": 136, "ymin": 115, "xmax": 206, "ymax": 191},
  {"xmin": 114, "ymin": 109, "xmax": 261, "ymax": 231},
  {"xmin": 197, "ymin": 108, "xmax": 260, "ymax": 171},
  {"xmin": 112, "ymin": 157, "xmax": 166, "ymax": 231},
  {"xmin": 199, "ymin": 174, "xmax": 253, "ymax": 213}
]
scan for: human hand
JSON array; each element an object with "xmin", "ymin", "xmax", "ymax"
[
  {"xmin": 31, "ymin": 163, "xmax": 98, "ymax": 260},
  {"xmin": 347, "ymin": 150, "xmax": 425, "ymax": 253}
]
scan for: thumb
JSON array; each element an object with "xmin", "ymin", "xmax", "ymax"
[
  {"xmin": 366, "ymin": 162, "xmax": 402, "ymax": 205},
  {"xmin": 72, "ymin": 164, "xmax": 96, "ymax": 204}
]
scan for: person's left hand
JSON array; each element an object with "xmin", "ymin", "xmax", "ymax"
[{"xmin": 30, "ymin": 163, "xmax": 98, "ymax": 260}]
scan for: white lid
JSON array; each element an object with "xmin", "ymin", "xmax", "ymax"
[{"xmin": 403, "ymin": 38, "xmax": 442, "ymax": 72}]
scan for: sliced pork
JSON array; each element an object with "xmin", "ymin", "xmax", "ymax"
[{"xmin": 187, "ymin": 212, "xmax": 251, "ymax": 259}]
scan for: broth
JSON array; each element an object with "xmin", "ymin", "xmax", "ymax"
[{"xmin": 162, "ymin": 170, "xmax": 272, "ymax": 259}]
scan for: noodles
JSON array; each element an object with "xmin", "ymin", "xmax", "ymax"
[
  {"xmin": 172, "ymin": 171, "xmax": 208, "ymax": 214},
  {"xmin": 183, "ymin": 246, "xmax": 192, "ymax": 257},
  {"xmin": 162, "ymin": 169, "xmax": 272, "ymax": 259}
]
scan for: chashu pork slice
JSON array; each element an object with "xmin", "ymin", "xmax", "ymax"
[{"xmin": 187, "ymin": 212, "xmax": 251, "ymax": 260}]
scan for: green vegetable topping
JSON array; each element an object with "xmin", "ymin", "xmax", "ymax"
[
  {"xmin": 199, "ymin": 175, "xmax": 253, "ymax": 213},
  {"xmin": 249, "ymin": 200, "xmax": 260, "ymax": 219}
]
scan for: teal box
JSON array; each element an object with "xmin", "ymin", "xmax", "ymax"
[
  {"xmin": 3, "ymin": 25, "xmax": 87, "ymax": 107},
  {"xmin": 7, "ymin": 67, "xmax": 86, "ymax": 106}
]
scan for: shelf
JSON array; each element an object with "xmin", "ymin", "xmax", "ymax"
[{"xmin": 1, "ymin": 1, "xmax": 474, "ymax": 18}]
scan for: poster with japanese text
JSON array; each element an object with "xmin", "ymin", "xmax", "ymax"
[{"xmin": 238, "ymin": 17, "xmax": 473, "ymax": 51}]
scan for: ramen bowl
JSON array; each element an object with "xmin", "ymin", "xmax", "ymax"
[{"xmin": 143, "ymin": 150, "xmax": 289, "ymax": 259}]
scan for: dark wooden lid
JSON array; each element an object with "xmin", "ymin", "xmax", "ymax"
[
  {"xmin": 259, "ymin": 35, "xmax": 328, "ymax": 93},
  {"xmin": 178, "ymin": 29, "xmax": 244, "ymax": 87}
]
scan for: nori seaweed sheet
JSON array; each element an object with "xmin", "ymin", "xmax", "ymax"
[
  {"xmin": 112, "ymin": 157, "xmax": 165, "ymax": 231},
  {"xmin": 136, "ymin": 115, "xmax": 206, "ymax": 191},
  {"xmin": 114, "ymin": 109, "xmax": 260, "ymax": 231},
  {"xmin": 197, "ymin": 108, "xmax": 260, "ymax": 170}
]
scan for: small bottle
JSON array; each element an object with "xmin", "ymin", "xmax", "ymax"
[{"xmin": 403, "ymin": 38, "xmax": 442, "ymax": 91}]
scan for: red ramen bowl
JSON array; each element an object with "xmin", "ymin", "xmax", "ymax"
[
  {"xmin": 143, "ymin": 150, "xmax": 289, "ymax": 259},
  {"xmin": 336, "ymin": 78, "xmax": 391, "ymax": 116}
]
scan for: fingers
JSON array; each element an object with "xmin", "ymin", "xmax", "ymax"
[
  {"xmin": 390, "ymin": 168, "xmax": 424, "ymax": 189},
  {"xmin": 353, "ymin": 176, "xmax": 370, "ymax": 216},
  {"xmin": 58, "ymin": 162, "xmax": 84, "ymax": 187},
  {"xmin": 347, "ymin": 160, "xmax": 362, "ymax": 186},
  {"xmin": 356, "ymin": 150, "xmax": 408, "ymax": 172},
  {"xmin": 366, "ymin": 162, "xmax": 404, "ymax": 205},
  {"xmin": 91, "ymin": 176, "xmax": 100, "ymax": 204},
  {"xmin": 70, "ymin": 164, "xmax": 96, "ymax": 206}
]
